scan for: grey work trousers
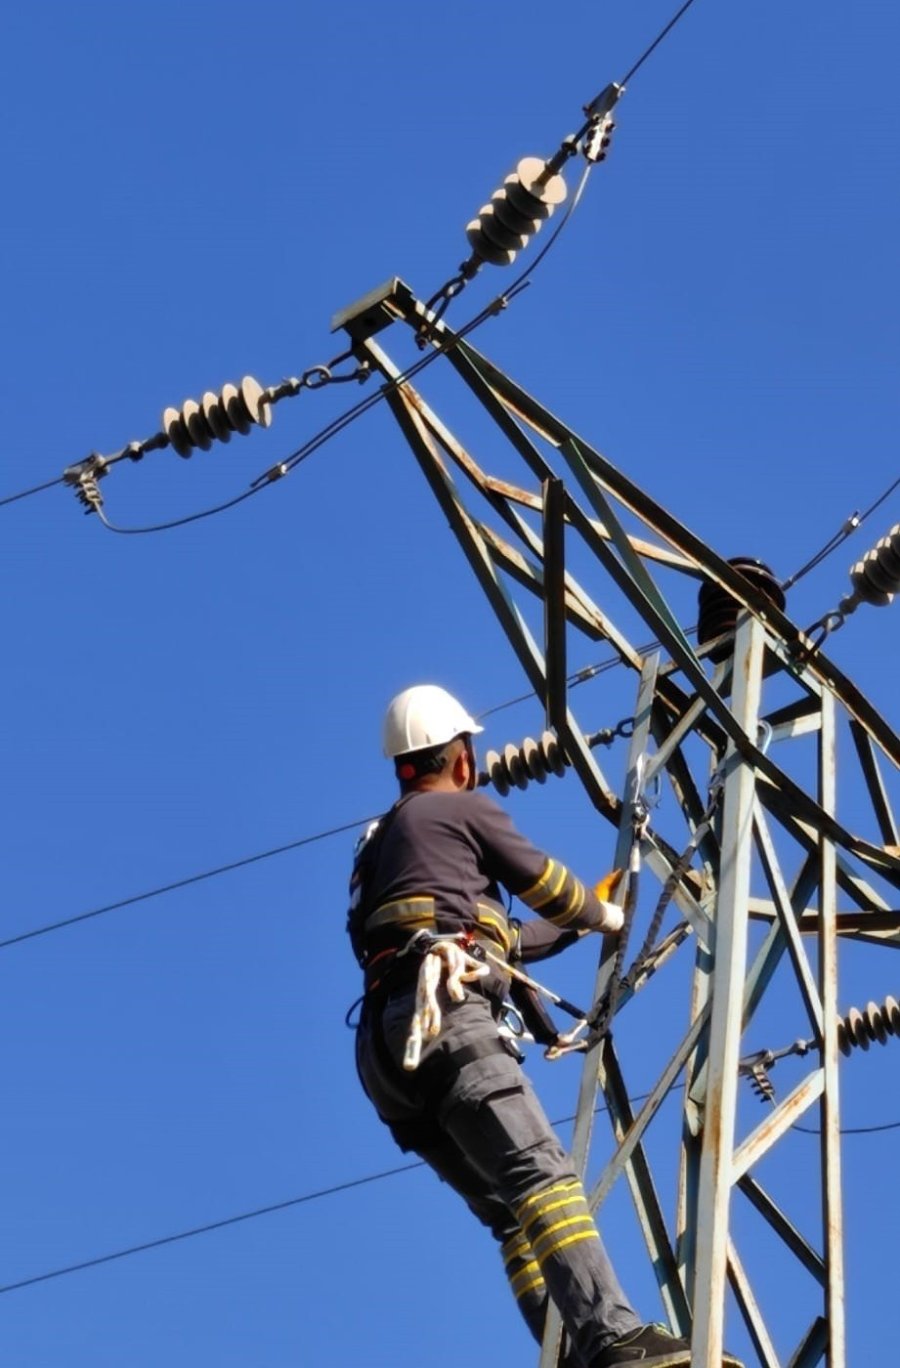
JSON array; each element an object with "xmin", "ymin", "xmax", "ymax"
[{"xmin": 356, "ymin": 987, "xmax": 640, "ymax": 1366}]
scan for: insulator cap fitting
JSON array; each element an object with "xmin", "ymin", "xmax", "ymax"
[
  {"xmin": 466, "ymin": 157, "xmax": 567, "ymax": 268},
  {"xmin": 849, "ymin": 524, "xmax": 900, "ymax": 606},
  {"xmin": 697, "ymin": 558, "xmax": 786, "ymax": 655},
  {"xmin": 482, "ymin": 730, "xmax": 568, "ymax": 796},
  {"xmin": 162, "ymin": 376, "xmax": 272, "ymax": 459}
]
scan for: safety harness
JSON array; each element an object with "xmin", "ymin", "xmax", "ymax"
[
  {"xmin": 348, "ymin": 759, "xmax": 719, "ymax": 1068},
  {"xmin": 348, "ymin": 795, "xmax": 519, "ymax": 1082}
]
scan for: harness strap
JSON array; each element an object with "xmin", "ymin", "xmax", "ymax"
[{"xmin": 364, "ymin": 929, "xmax": 509, "ymax": 997}]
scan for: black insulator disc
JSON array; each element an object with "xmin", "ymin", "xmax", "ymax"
[
  {"xmin": 521, "ymin": 736, "xmax": 547, "ymax": 783},
  {"xmin": 182, "ymin": 399, "xmax": 214, "ymax": 452},
  {"xmin": 539, "ymin": 729, "xmax": 566, "ymax": 777},
  {"xmin": 474, "ymin": 202, "xmax": 530, "ymax": 253},
  {"xmin": 221, "ymin": 382, "xmax": 251, "ymax": 434},
  {"xmin": 240, "ymin": 375, "xmax": 272, "ymax": 429},
  {"xmin": 202, "ymin": 391, "xmax": 232, "ymax": 444},
  {"xmin": 484, "ymin": 749, "xmax": 510, "ymax": 797},
  {"xmin": 492, "ymin": 182, "xmax": 543, "ymax": 236},
  {"xmin": 860, "ymin": 551, "xmax": 897, "ymax": 597},
  {"xmin": 162, "ymin": 405, "xmax": 193, "ymax": 459},
  {"xmin": 697, "ymin": 558, "xmax": 786, "ymax": 649},
  {"xmin": 845, "ymin": 1007, "xmax": 869, "ymax": 1050},
  {"xmin": 465, "ymin": 217, "xmax": 517, "ymax": 266},
  {"xmin": 855, "ymin": 532, "xmax": 900, "ymax": 596},
  {"xmin": 850, "ymin": 555, "xmax": 893, "ymax": 605},
  {"xmin": 505, "ymin": 178, "xmax": 554, "ymax": 224},
  {"xmin": 504, "ymin": 743, "xmax": 528, "ymax": 790},
  {"xmin": 864, "ymin": 1002, "xmax": 887, "ymax": 1044}
]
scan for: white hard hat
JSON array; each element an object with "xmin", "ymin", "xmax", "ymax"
[{"xmin": 382, "ymin": 684, "xmax": 483, "ymax": 758}]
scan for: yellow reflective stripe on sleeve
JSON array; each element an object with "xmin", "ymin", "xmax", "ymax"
[
  {"xmin": 521, "ymin": 860, "xmax": 568, "ymax": 911},
  {"xmin": 546, "ymin": 875, "xmax": 587, "ymax": 926},
  {"xmin": 518, "ymin": 858, "xmax": 557, "ymax": 906}
]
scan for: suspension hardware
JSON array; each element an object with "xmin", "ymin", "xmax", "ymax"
[
  {"xmin": 797, "ymin": 522, "xmax": 900, "ymax": 659},
  {"xmin": 739, "ymin": 993, "xmax": 900, "ymax": 1105},
  {"xmin": 60, "ymin": 349, "xmax": 372, "ymax": 516}
]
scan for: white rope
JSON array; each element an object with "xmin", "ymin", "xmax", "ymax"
[{"xmin": 403, "ymin": 941, "xmax": 490, "ymax": 1071}]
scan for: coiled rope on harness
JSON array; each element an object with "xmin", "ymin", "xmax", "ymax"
[{"xmin": 402, "ymin": 936, "xmax": 490, "ymax": 1071}]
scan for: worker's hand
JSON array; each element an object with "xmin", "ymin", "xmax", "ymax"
[
  {"xmin": 593, "ymin": 868, "xmax": 625, "ymax": 934},
  {"xmin": 594, "ymin": 868, "xmax": 624, "ymax": 902},
  {"xmin": 597, "ymin": 902, "xmax": 624, "ymax": 934}
]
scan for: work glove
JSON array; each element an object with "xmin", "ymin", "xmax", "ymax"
[{"xmin": 593, "ymin": 868, "xmax": 625, "ymax": 934}]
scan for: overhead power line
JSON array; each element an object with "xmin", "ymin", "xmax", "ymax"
[
  {"xmin": 793, "ymin": 1118, "xmax": 900, "ymax": 1136},
  {"xmin": 0, "ymin": 1, "xmax": 704, "ymax": 522},
  {"xmin": 782, "ymin": 471, "xmax": 900, "ymax": 590},
  {"xmin": 2, "ymin": 1079, "xmax": 896, "ymax": 1298},
  {"xmin": 620, "ymin": 0, "xmax": 700, "ymax": 85},
  {"xmin": 0, "ymin": 816, "xmax": 379, "ymax": 950},
  {"xmin": 0, "ymin": 1162, "xmax": 422, "ymax": 1296},
  {"xmin": 0, "ymin": 474, "xmax": 65, "ymax": 509},
  {"xmin": 0, "ymin": 659, "xmax": 634, "ymax": 951},
  {"xmin": 4, "ymin": 467, "xmax": 899, "ymax": 951},
  {"xmin": 0, "ymin": 1092, "xmax": 664, "ymax": 1297},
  {"xmin": 87, "ymin": 282, "xmax": 532, "ymax": 535}
]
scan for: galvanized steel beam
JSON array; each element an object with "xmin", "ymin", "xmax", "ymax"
[{"xmin": 331, "ymin": 279, "xmax": 900, "ymax": 1366}]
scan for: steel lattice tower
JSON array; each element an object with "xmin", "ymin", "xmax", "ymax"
[{"xmin": 332, "ymin": 277, "xmax": 900, "ymax": 1368}]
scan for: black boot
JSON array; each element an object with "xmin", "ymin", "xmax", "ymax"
[
  {"xmin": 592, "ymin": 1323, "xmax": 744, "ymax": 1367},
  {"xmin": 592, "ymin": 1323, "xmax": 691, "ymax": 1366}
]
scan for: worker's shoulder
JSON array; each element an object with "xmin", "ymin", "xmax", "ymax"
[{"xmin": 402, "ymin": 789, "xmax": 505, "ymax": 824}]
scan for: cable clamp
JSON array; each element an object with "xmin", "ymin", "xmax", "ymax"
[
  {"xmin": 582, "ymin": 112, "xmax": 616, "ymax": 164},
  {"xmin": 583, "ymin": 81, "xmax": 624, "ymax": 120},
  {"xmin": 63, "ymin": 454, "xmax": 108, "ymax": 516}
]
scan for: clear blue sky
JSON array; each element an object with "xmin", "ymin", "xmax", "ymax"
[{"xmin": 2, "ymin": 2, "xmax": 898, "ymax": 1365}]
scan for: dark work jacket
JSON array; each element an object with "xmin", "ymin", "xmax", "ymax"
[{"xmin": 347, "ymin": 789, "xmax": 609, "ymax": 1001}]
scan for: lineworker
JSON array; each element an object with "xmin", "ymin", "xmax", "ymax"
[{"xmin": 348, "ymin": 684, "xmax": 721, "ymax": 1367}]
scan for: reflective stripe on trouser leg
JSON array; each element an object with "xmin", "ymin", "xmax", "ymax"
[
  {"xmin": 513, "ymin": 1178, "xmax": 639, "ymax": 1364},
  {"xmin": 500, "ymin": 1231, "xmax": 547, "ymax": 1343},
  {"xmin": 500, "ymin": 1231, "xmax": 587, "ymax": 1368}
]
